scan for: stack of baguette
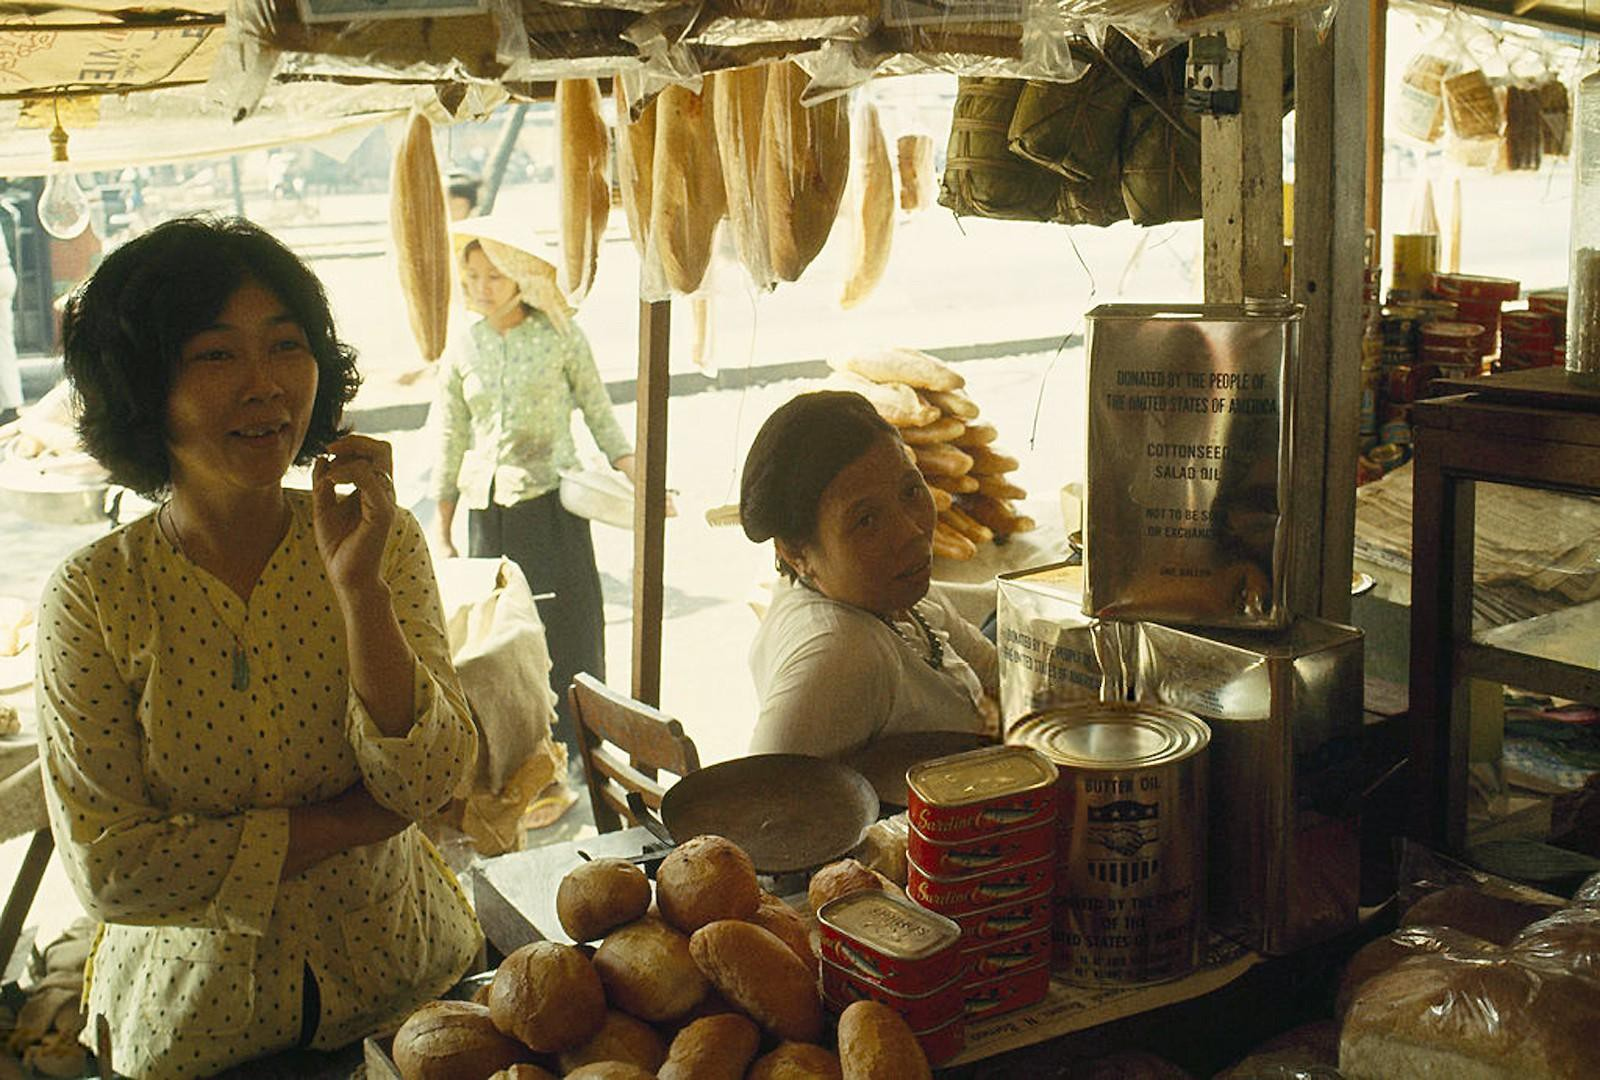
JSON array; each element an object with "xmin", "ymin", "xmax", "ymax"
[
  {"xmin": 826, "ymin": 347, "xmax": 1035, "ymax": 560},
  {"xmin": 389, "ymin": 836, "xmax": 932, "ymax": 1080}
]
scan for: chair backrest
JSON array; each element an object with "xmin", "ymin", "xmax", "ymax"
[{"xmin": 568, "ymin": 673, "xmax": 702, "ymax": 833}]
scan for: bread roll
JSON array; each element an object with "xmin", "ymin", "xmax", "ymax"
[
  {"xmin": 657, "ymin": 834, "xmax": 762, "ymax": 934},
  {"xmin": 899, "ymin": 416, "xmax": 966, "ymax": 446},
  {"xmin": 837, "ymin": 1000, "xmax": 931, "ymax": 1080},
  {"xmin": 564, "ymin": 1065, "xmax": 657, "ymax": 1080},
  {"xmin": 824, "ymin": 369, "xmax": 938, "ymax": 428},
  {"xmin": 1340, "ymin": 953, "xmax": 1600, "ymax": 1079},
  {"xmin": 750, "ymin": 891, "xmax": 816, "ymax": 966},
  {"xmin": 659, "ymin": 1013, "xmax": 761, "ymax": 1080},
  {"xmin": 764, "ymin": 61, "xmax": 850, "ymax": 282},
  {"xmin": 557, "ymin": 858, "xmax": 652, "ymax": 943},
  {"xmin": 807, "ymin": 858, "xmax": 885, "ymax": 916},
  {"xmin": 952, "ymin": 421, "xmax": 998, "ymax": 447},
  {"xmin": 837, "ymin": 347, "xmax": 963, "ymax": 392},
  {"xmin": 392, "ymin": 1000, "xmax": 533, "ymax": 1080},
  {"xmin": 614, "ymin": 81, "xmax": 655, "ymax": 257},
  {"xmin": 593, "ymin": 916, "xmax": 709, "ymax": 1021},
  {"xmin": 1401, "ymin": 885, "xmax": 1561, "ymax": 946},
  {"xmin": 486, "ymin": 1066, "xmax": 557, "ymax": 1080},
  {"xmin": 487, "ymin": 941, "xmax": 606, "ymax": 1053},
  {"xmin": 749, "ymin": 1041, "xmax": 844, "ymax": 1080},
  {"xmin": 556, "ymin": 78, "xmax": 610, "ymax": 302},
  {"xmin": 957, "ymin": 493, "xmax": 1034, "ymax": 537},
  {"xmin": 689, "ymin": 919, "xmax": 824, "ymax": 1042},
  {"xmin": 557, "ymin": 1010, "xmax": 668, "ymax": 1074},
  {"xmin": 967, "ymin": 445, "xmax": 1019, "ymax": 475},
  {"xmin": 975, "ymin": 474, "xmax": 1027, "ymax": 501},
  {"xmin": 928, "ymin": 486, "xmax": 954, "ymax": 513},
  {"xmin": 920, "ymin": 387, "xmax": 979, "ymax": 420},
  {"xmin": 913, "ymin": 443, "xmax": 974, "ymax": 478},
  {"xmin": 940, "ymin": 505, "xmax": 993, "ymax": 545},
  {"xmin": 712, "ymin": 64, "xmax": 776, "ymax": 292},
  {"xmin": 926, "ymin": 473, "xmax": 979, "ymax": 495},
  {"xmin": 932, "ymin": 522, "xmax": 977, "ymax": 561},
  {"xmin": 652, "ymin": 84, "xmax": 726, "ymax": 295},
  {"xmin": 840, "ymin": 100, "xmax": 894, "ymax": 310}
]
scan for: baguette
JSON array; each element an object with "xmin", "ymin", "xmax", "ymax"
[
  {"xmin": 975, "ymin": 474, "xmax": 1027, "ymax": 500},
  {"xmin": 614, "ymin": 81, "xmax": 655, "ymax": 257},
  {"xmin": 920, "ymin": 387, "xmax": 979, "ymax": 419},
  {"xmin": 825, "ymin": 370, "xmax": 938, "ymax": 428},
  {"xmin": 952, "ymin": 421, "xmax": 998, "ymax": 448},
  {"xmin": 836, "ymin": 347, "xmax": 963, "ymax": 392},
  {"xmin": 899, "ymin": 416, "xmax": 966, "ymax": 446},
  {"xmin": 764, "ymin": 61, "xmax": 850, "ymax": 282},
  {"xmin": 932, "ymin": 522, "xmax": 977, "ymax": 561},
  {"xmin": 897, "ymin": 133, "xmax": 936, "ymax": 213},
  {"xmin": 556, "ymin": 78, "xmax": 610, "ymax": 302},
  {"xmin": 967, "ymin": 445, "xmax": 1019, "ymax": 475},
  {"xmin": 389, "ymin": 110, "xmax": 451, "ymax": 364},
  {"xmin": 939, "ymin": 505, "xmax": 993, "ymax": 545},
  {"xmin": 653, "ymin": 84, "xmax": 726, "ymax": 295},
  {"xmin": 712, "ymin": 64, "xmax": 776, "ymax": 292},
  {"xmin": 925, "ymin": 472, "xmax": 979, "ymax": 495},
  {"xmin": 840, "ymin": 100, "xmax": 894, "ymax": 309},
  {"xmin": 913, "ymin": 442, "xmax": 974, "ymax": 478}
]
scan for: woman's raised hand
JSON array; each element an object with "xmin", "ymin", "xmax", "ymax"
[{"xmin": 312, "ymin": 434, "xmax": 397, "ymax": 600}]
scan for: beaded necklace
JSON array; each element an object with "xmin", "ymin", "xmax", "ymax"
[{"xmin": 877, "ymin": 607, "xmax": 944, "ymax": 671}]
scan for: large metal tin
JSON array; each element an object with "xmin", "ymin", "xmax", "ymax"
[
  {"xmin": 1009, "ymin": 702, "xmax": 1209, "ymax": 987},
  {"xmin": 1084, "ymin": 302, "xmax": 1301, "ymax": 630},
  {"xmin": 1136, "ymin": 617, "xmax": 1364, "ymax": 955},
  {"xmin": 995, "ymin": 562, "xmax": 1136, "ymax": 725}
]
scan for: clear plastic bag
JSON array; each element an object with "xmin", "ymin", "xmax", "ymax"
[{"xmin": 711, "ymin": 63, "xmax": 779, "ymax": 292}]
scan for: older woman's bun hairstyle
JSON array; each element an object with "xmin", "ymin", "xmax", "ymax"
[{"xmin": 740, "ymin": 391, "xmax": 896, "ymax": 550}]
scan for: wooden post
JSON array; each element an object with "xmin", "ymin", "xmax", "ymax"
[
  {"xmin": 1292, "ymin": 0, "xmax": 1368, "ymax": 621},
  {"xmin": 1366, "ymin": 0, "xmax": 1386, "ymax": 238},
  {"xmin": 1202, "ymin": 25, "xmax": 1285, "ymax": 302},
  {"xmin": 631, "ymin": 298, "xmax": 670, "ymax": 707}
]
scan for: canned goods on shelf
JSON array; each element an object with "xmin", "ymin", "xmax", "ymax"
[
  {"xmin": 1381, "ymin": 401, "xmax": 1414, "ymax": 427},
  {"xmin": 817, "ymin": 890, "xmax": 965, "ymax": 996},
  {"xmin": 1420, "ymin": 321, "xmax": 1484, "ymax": 349},
  {"xmin": 1429, "ymin": 272, "xmax": 1520, "ymax": 302},
  {"xmin": 1368, "ymin": 441, "xmax": 1407, "ymax": 473},
  {"xmin": 907, "ymin": 856, "xmax": 1055, "ymax": 918},
  {"xmin": 963, "ymin": 957, "xmax": 1051, "ymax": 1020},
  {"xmin": 908, "ymin": 817, "xmax": 1056, "ymax": 880},
  {"xmin": 1379, "ymin": 419, "xmax": 1411, "ymax": 446},
  {"xmin": 952, "ymin": 892, "xmax": 1055, "ymax": 941},
  {"xmin": 1391, "ymin": 233, "xmax": 1440, "ymax": 295},
  {"xmin": 1409, "ymin": 298, "xmax": 1460, "ymax": 322},
  {"xmin": 1380, "ymin": 345, "xmax": 1415, "ymax": 367},
  {"xmin": 1501, "ymin": 309, "xmax": 1559, "ymax": 339},
  {"xmin": 905, "ymin": 745, "xmax": 1060, "ymax": 845},
  {"xmin": 1386, "ymin": 364, "xmax": 1422, "ymax": 404},
  {"xmin": 1527, "ymin": 287, "xmax": 1568, "ymax": 316},
  {"xmin": 960, "ymin": 926, "xmax": 1054, "ymax": 980},
  {"xmin": 821, "ymin": 957, "xmax": 967, "ymax": 1032}
]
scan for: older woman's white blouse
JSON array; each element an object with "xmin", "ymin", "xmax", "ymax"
[
  {"xmin": 749, "ymin": 579, "xmax": 999, "ymax": 758},
  {"xmin": 35, "ymin": 493, "xmax": 481, "ymax": 1078}
]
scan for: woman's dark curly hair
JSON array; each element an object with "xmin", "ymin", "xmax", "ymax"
[{"xmin": 61, "ymin": 216, "xmax": 361, "ymax": 496}]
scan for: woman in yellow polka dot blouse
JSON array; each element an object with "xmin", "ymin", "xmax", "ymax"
[{"xmin": 35, "ymin": 217, "xmax": 482, "ymax": 1078}]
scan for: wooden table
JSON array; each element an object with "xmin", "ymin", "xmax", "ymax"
[{"xmin": 1409, "ymin": 368, "xmax": 1600, "ymax": 852}]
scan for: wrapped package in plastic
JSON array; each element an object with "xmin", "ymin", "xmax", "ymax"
[
  {"xmin": 688, "ymin": 0, "xmax": 877, "ymax": 48},
  {"xmin": 1340, "ymin": 951, "xmax": 1600, "ymax": 1079},
  {"xmin": 1119, "ymin": 91, "xmax": 1201, "ymax": 225},
  {"xmin": 897, "ymin": 133, "xmax": 937, "ymax": 211},
  {"xmin": 1510, "ymin": 904, "xmax": 1600, "ymax": 981},
  {"xmin": 1336, "ymin": 924, "xmax": 1500, "ymax": 1019},
  {"xmin": 614, "ymin": 76, "xmax": 657, "ymax": 257},
  {"xmin": 389, "ymin": 111, "xmax": 452, "ymax": 364},
  {"xmin": 711, "ymin": 63, "xmax": 779, "ymax": 292},
  {"xmin": 939, "ymin": 77, "xmax": 1062, "ymax": 222},
  {"xmin": 763, "ymin": 60, "xmax": 851, "ymax": 282},
  {"xmin": 556, "ymin": 78, "xmax": 611, "ymax": 302},
  {"xmin": 839, "ymin": 97, "xmax": 895, "ymax": 309},
  {"xmin": 650, "ymin": 82, "xmax": 726, "ymax": 295},
  {"xmin": 1008, "ymin": 33, "xmax": 1141, "ymax": 184}
]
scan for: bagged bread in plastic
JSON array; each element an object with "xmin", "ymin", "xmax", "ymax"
[
  {"xmin": 840, "ymin": 98, "xmax": 894, "ymax": 309},
  {"xmin": 763, "ymin": 60, "xmax": 850, "ymax": 282},
  {"xmin": 651, "ymin": 83, "xmax": 726, "ymax": 295},
  {"xmin": 712, "ymin": 64, "xmax": 777, "ymax": 292},
  {"xmin": 557, "ymin": 78, "xmax": 611, "ymax": 302}
]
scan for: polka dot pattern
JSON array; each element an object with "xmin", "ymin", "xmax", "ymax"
[{"xmin": 35, "ymin": 493, "xmax": 482, "ymax": 1077}]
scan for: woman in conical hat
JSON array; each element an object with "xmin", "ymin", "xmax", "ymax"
[{"xmin": 432, "ymin": 216, "xmax": 635, "ymax": 756}]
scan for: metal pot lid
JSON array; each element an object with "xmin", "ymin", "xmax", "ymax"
[{"xmin": 1008, "ymin": 701, "xmax": 1210, "ymax": 769}]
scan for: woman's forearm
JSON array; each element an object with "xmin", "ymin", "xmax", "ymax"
[
  {"xmin": 338, "ymin": 582, "xmax": 417, "ymax": 738},
  {"xmin": 284, "ymin": 784, "xmax": 408, "ymax": 879}
]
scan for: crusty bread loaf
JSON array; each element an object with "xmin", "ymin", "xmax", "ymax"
[
  {"xmin": 975, "ymin": 474, "xmax": 1026, "ymax": 501},
  {"xmin": 932, "ymin": 522, "xmax": 978, "ymax": 561},
  {"xmin": 1340, "ymin": 953, "xmax": 1600, "ymax": 1079},
  {"xmin": 614, "ymin": 81, "xmax": 655, "ymax": 257},
  {"xmin": 487, "ymin": 941, "xmax": 606, "ymax": 1053},
  {"xmin": 926, "ymin": 473, "xmax": 979, "ymax": 495},
  {"xmin": 392, "ymin": 1000, "xmax": 533, "ymax": 1080},
  {"xmin": 1511, "ymin": 906, "xmax": 1600, "ymax": 980},
  {"xmin": 897, "ymin": 133, "xmax": 936, "ymax": 213},
  {"xmin": 556, "ymin": 78, "xmax": 610, "ymax": 302},
  {"xmin": 557, "ymin": 1010, "xmax": 668, "ymax": 1075},
  {"xmin": 557, "ymin": 857, "xmax": 652, "ymax": 943},
  {"xmin": 836, "ymin": 347, "xmax": 963, "ymax": 392},
  {"xmin": 749, "ymin": 1041, "xmax": 844, "ymax": 1080},
  {"xmin": 657, "ymin": 834, "xmax": 761, "ymax": 934},
  {"xmin": 750, "ymin": 891, "xmax": 816, "ymax": 966},
  {"xmin": 1336, "ymin": 926, "xmax": 1498, "ymax": 1020},
  {"xmin": 920, "ymin": 387, "xmax": 979, "ymax": 420},
  {"xmin": 840, "ymin": 100, "xmax": 893, "ymax": 310},
  {"xmin": 957, "ymin": 493, "xmax": 1034, "ymax": 538},
  {"xmin": 593, "ymin": 916, "xmax": 709, "ymax": 1022},
  {"xmin": 764, "ymin": 60, "xmax": 850, "ymax": 282},
  {"xmin": 837, "ymin": 1000, "xmax": 931, "ymax": 1080},
  {"xmin": 1401, "ymin": 884, "xmax": 1562, "ymax": 946},
  {"xmin": 652, "ymin": 84, "xmax": 726, "ymax": 295},
  {"xmin": 824, "ymin": 369, "xmax": 938, "ymax": 428},
  {"xmin": 712, "ymin": 64, "xmax": 776, "ymax": 292},
  {"xmin": 563, "ymin": 1065, "xmax": 657, "ymax": 1080},
  {"xmin": 952, "ymin": 421, "xmax": 998, "ymax": 447},
  {"xmin": 913, "ymin": 443, "xmax": 974, "ymax": 478},
  {"xmin": 658, "ymin": 1013, "xmax": 761, "ymax": 1080},
  {"xmin": 389, "ymin": 111, "xmax": 451, "ymax": 364},
  {"xmin": 689, "ymin": 919, "xmax": 824, "ymax": 1042},
  {"xmin": 940, "ymin": 505, "xmax": 993, "ymax": 545},
  {"xmin": 486, "ymin": 1066, "xmax": 557, "ymax": 1080},
  {"xmin": 928, "ymin": 486, "xmax": 954, "ymax": 513},
  {"xmin": 899, "ymin": 416, "xmax": 966, "ymax": 446},
  {"xmin": 967, "ymin": 445, "xmax": 1019, "ymax": 475},
  {"xmin": 807, "ymin": 858, "xmax": 886, "ymax": 916}
]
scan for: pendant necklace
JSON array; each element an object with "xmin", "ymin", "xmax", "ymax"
[
  {"xmin": 161, "ymin": 502, "xmax": 251, "ymax": 692},
  {"xmin": 878, "ymin": 607, "xmax": 944, "ymax": 671}
]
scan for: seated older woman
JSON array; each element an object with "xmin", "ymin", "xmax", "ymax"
[
  {"xmin": 740, "ymin": 391, "xmax": 998, "ymax": 757},
  {"xmin": 36, "ymin": 217, "xmax": 480, "ymax": 1077}
]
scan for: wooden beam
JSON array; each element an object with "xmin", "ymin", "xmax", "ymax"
[
  {"xmin": 631, "ymin": 298, "xmax": 670, "ymax": 707},
  {"xmin": 1202, "ymin": 25, "xmax": 1285, "ymax": 302},
  {"xmin": 1366, "ymin": 0, "xmax": 1386, "ymax": 238},
  {"xmin": 1292, "ymin": 0, "xmax": 1368, "ymax": 623}
]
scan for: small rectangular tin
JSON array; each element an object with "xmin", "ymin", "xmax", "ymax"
[
  {"xmin": 821, "ymin": 958, "xmax": 966, "ymax": 1032},
  {"xmin": 952, "ymin": 892, "xmax": 1055, "ymax": 941},
  {"xmin": 817, "ymin": 891, "xmax": 963, "ymax": 996},
  {"xmin": 907, "ymin": 817, "xmax": 1056, "ymax": 879},
  {"xmin": 963, "ymin": 956, "xmax": 1051, "ymax": 1020},
  {"xmin": 905, "ymin": 745, "xmax": 1060, "ymax": 844},
  {"xmin": 959, "ymin": 926, "xmax": 1053, "ymax": 980},
  {"xmin": 914, "ymin": 1012, "xmax": 966, "ymax": 1066},
  {"xmin": 906, "ymin": 855, "xmax": 1055, "ymax": 917}
]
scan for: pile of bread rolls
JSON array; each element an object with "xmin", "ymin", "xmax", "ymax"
[
  {"xmin": 825, "ymin": 348, "xmax": 1035, "ymax": 560},
  {"xmin": 389, "ymin": 835, "xmax": 932, "ymax": 1080},
  {"xmin": 1336, "ymin": 877, "xmax": 1600, "ymax": 1079}
]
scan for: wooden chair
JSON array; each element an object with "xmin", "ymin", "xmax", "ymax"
[{"xmin": 568, "ymin": 673, "xmax": 701, "ymax": 834}]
